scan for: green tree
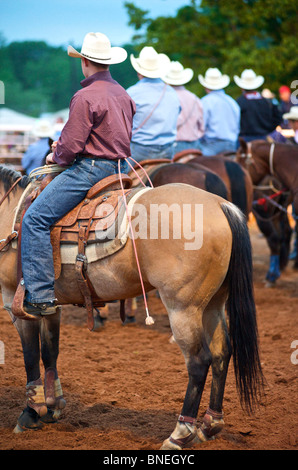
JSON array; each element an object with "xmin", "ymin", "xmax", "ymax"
[{"xmin": 125, "ymin": 0, "xmax": 298, "ymax": 99}]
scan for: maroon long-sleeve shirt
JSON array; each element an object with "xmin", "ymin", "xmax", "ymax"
[{"xmin": 53, "ymin": 71, "xmax": 136, "ymax": 166}]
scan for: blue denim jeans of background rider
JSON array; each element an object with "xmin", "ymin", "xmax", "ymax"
[
  {"xmin": 21, "ymin": 157, "xmax": 129, "ymax": 304},
  {"xmin": 198, "ymin": 137, "xmax": 238, "ymax": 156},
  {"xmin": 130, "ymin": 141, "xmax": 174, "ymax": 163},
  {"xmin": 174, "ymin": 139, "xmax": 202, "ymax": 155}
]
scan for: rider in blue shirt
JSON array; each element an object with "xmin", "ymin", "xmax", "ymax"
[
  {"xmin": 127, "ymin": 47, "xmax": 181, "ymax": 162},
  {"xmin": 198, "ymin": 68, "xmax": 240, "ymax": 156}
]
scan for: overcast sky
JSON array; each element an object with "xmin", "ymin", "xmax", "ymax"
[{"xmin": 1, "ymin": 0, "xmax": 190, "ymax": 47}]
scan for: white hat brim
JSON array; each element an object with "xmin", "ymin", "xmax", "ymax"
[
  {"xmin": 162, "ymin": 68, "xmax": 194, "ymax": 86},
  {"xmin": 282, "ymin": 112, "xmax": 298, "ymax": 121},
  {"xmin": 130, "ymin": 53, "xmax": 170, "ymax": 79},
  {"xmin": 198, "ymin": 74, "xmax": 230, "ymax": 90},
  {"xmin": 67, "ymin": 45, "xmax": 127, "ymax": 65},
  {"xmin": 233, "ymin": 75, "xmax": 264, "ymax": 90}
]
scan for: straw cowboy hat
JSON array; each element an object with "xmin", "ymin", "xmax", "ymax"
[
  {"xmin": 283, "ymin": 106, "xmax": 298, "ymax": 121},
  {"xmin": 33, "ymin": 120, "xmax": 53, "ymax": 138},
  {"xmin": 234, "ymin": 69, "xmax": 264, "ymax": 90},
  {"xmin": 67, "ymin": 32, "xmax": 127, "ymax": 65},
  {"xmin": 130, "ymin": 46, "xmax": 171, "ymax": 79},
  {"xmin": 198, "ymin": 68, "xmax": 230, "ymax": 90},
  {"xmin": 162, "ymin": 61, "xmax": 194, "ymax": 86}
]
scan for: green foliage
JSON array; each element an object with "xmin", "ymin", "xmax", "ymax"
[
  {"xmin": 0, "ymin": 0, "xmax": 296, "ymax": 116},
  {"xmin": 0, "ymin": 40, "xmax": 83, "ymax": 116},
  {"xmin": 0, "ymin": 39, "xmax": 138, "ymax": 117},
  {"xmin": 125, "ymin": 0, "xmax": 298, "ymax": 99}
]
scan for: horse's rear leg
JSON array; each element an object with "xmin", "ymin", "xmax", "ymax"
[
  {"xmin": 161, "ymin": 307, "xmax": 211, "ymax": 450},
  {"xmin": 197, "ymin": 293, "xmax": 230, "ymax": 442}
]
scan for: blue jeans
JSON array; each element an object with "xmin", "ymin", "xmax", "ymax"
[
  {"xmin": 198, "ymin": 137, "xmax": 238, "ymax": 156},
  {"xmin": 174, "ymin": 139, "xmax": 202, "ymax": 155},
  {"xmin": 239, "ymin": 135, "xmax": 267, "ymax": 142},
  {"xmin": 130, "ymin": 141, "xmax": 174, "ymax": 163},
  {"xmin": 21, "ymin": 157, "xmax": 128, "ymax": 303}
]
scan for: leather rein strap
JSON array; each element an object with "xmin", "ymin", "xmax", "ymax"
[{"xmin": 0, "ymin": 176, "xmax": 22, "ymax": 207}]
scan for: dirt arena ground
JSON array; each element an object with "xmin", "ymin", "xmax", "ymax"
[{"xmin": 0, "ymin": 220, "xmax": 297, "ymax": 451}]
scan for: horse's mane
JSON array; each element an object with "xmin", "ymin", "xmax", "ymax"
[{"xmin": 0, "ymin": 165, "xmax": 31, "ymax": 193}]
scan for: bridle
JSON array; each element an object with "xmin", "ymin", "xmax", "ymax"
[
  {"xmin": 0, "ymin": 176, "xmax": 22, "ymax": 207},
  {"xmin": 0, "ymin": 176, "xmax": 22, "ymax": 251},
  {"xmin": 238, "ymin": 141, "xmax": 276, "ymax": 176}
]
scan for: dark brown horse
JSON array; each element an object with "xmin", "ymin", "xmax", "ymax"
[
  {"xmin": 173, "ymin": 150, "xmax": 253, "ymax": 218},
  {"xmin": 143, "ymin": 161, "xmax": 228, "ymax": 199},
  {"xmin": 252, "ymin": 175, "xmax": 293, "ymax": 284},
  {"xmin": 236, "ymin": 140, "xmax": 298, "ymax": 269}
]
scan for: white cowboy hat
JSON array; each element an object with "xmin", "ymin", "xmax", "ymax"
[
  {"xmin": 130, "ymin": 46, "xmax": 171, "ymax": 79},
  {"xmin": 33, "ymin": 120, "xmax": 53, "ymax": 138},
  {"xmin": 161, "ymin": 61, "xmax": 194, "ymax": 86},
  {"xmin": 283, "ymin": 106, "xmax": 298, "ymax": 121},
  {"xmin": 234, "ymin": 69, "xmax": 264, "ymax": 90},
  {"xmin": 198, "ymin": 68, "xmax": 230, "ymax": 90},
  {"xmin": 67, "ymin": 32, "xmax": 127, "ymax": 65}
]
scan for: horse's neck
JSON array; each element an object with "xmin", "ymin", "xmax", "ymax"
[
  {"xmin": 256, "ymin": 143, "xmax": 297, "ymax": 190},
  {"xmin": 0, "ymin": 184, "xmax": 27, "ymax": 236}
]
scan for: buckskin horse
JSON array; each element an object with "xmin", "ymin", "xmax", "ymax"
[
  {"xmin": 0, "ymin": 164, "xmax": 264, "ymax": 449},
  {"xmin": 236, "ymin": 139, "xmax": 298, "ymax": 270}
]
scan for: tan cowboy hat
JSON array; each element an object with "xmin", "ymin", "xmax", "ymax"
[
  {"xmin": 198, "ymin": 68, "xmax": 230, "ymax": 90},
  {"xmin": 283, "ymin": 106, "xmax": 298, "ymax": 121},
  {"xmin": 234, "ymin": 69, "xmax": 264, "ymax": 90},
  {"xmin": 33, "ymin": 120, "xmax": 53, "ymax": 138},
  {"xmin": 162, "ymin": 61, "xmax": 194, "ymax": 86},
  {"xmin": 67, "ymin": 32, "xmax": 127, "ymax": 65},
  {"xmin": 130, "ymin": 46, "xmax": 171, "ymax": 79}
]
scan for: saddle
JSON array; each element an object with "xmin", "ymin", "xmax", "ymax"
[{"xmin": 11, "ymin": 172, "xmax": 133, "ymax": 331}]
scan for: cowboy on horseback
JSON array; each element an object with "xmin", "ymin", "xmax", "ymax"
[{"xmin": 21, "ymin": 32, "xmax": 136, "ymax": 317}]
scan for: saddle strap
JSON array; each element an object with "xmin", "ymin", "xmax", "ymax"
[{"xmin": 75, "ymin": 225, "xmax": 96, "ymax": 331}]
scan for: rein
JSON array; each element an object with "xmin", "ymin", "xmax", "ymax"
[
  {"xmin": 0, "ymin": 176, "xmax": 23, "ymax": 252},
  {"xmin": 240, "ymin": 142, "xmax": 281, "ymax": 192},
  {"xmin": 0, "ymin": 176, "xmax": 22, "ymax": 207}
]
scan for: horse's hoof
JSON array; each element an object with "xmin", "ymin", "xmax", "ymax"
[
  {"xmin": 160, "ymin": 433, "xmax": 199, "ymax": 450},
  {"xmin": 40, "ymin": 408, "xmax": 59, "ymax": 424},
  {"xmin": 265, "ymin": 280, "xmax": 276, "ymax": 288},
  {"xmin": 197, "ymin": 411, "xmax": 224, "ymax": 442},
  {"xmin": 92, "ymin": 314, "xmax": 107, "ymax": 331},
  {"xmin": 13, "ymin": 406, "xmax": 43, "ymax": 433},
  {"xmin": 122, "ymin": 315, "xmax": 136, "ymax": 326},
  {"xmin": 160, "ymin": 438, "xmax": 182, "ymax": 450}
]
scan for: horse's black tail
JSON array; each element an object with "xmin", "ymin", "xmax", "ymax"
[
  {"xmin": 224, "ymin": 160, "xmax": 248, "ymax": 216},
  {"xmin": 221, "ymin": 202, "xmax": 265, "ymax": 413}
]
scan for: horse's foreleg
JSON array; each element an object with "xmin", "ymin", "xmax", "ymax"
[
  {"xmin": 11, "ymin": 317, "xmax": 48, "ymax": 432},
  {"xmin": 161, "ymin": 308, "xmax": 211, "ymax": 450},
  {"xmin": 40, "ymin": 307, "xmax": 66, "ymax": 421},
  {"xmin": 291, "ymin": 198, "xmax": 298, "ymax": 269}
]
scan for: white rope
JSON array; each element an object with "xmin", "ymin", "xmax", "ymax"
[
  {"xmin": 269, "ymin": 143, "xmax": 275, "ymax": 176},
  {"xmin": 28, "ymin": 164, "xmax": 70, "ymax": 181}
]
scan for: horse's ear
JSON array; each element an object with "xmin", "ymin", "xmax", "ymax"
[{"xmin": 238, "ymin": 137, "xmax": 247, "ymax": 151}]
